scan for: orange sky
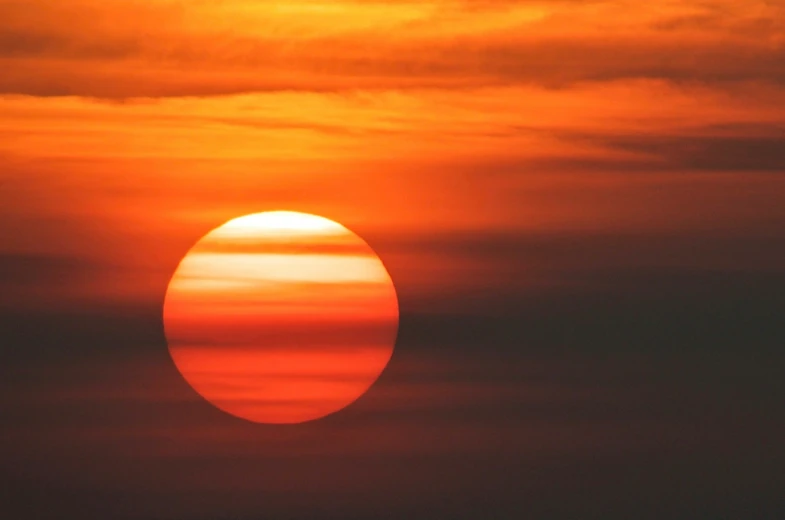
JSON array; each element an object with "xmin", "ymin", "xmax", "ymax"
[
  {"xmin": 1, "ymin": 0, "xmax": 784, "ymax": 307},
  {"xmin": 1, "ymin": 0, "xmax": 783, "ymax": 95},
  {"xmin": 2, "ymin": 2, "xmax": 785, "ymax": 518}
]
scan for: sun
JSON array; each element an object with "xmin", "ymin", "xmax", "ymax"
[{"xmin": 163, "ymin": 211, "xmax": 399, "ymax": 424}]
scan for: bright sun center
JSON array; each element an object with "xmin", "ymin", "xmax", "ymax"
[{"xmin": 163, "ymin": 211, "xmax": 399, "ymax": 424}]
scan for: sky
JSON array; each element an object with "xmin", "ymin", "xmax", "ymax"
[{"xmin": 1, "ymin": 0, "xmax": 784, "ymax": 518}]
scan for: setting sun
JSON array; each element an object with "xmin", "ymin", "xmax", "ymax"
[{"xmin": 163, "ymin": 211, "xmax": 399, "ymax": 424}]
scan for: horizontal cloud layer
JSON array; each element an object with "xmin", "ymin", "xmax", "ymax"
[{"xmin": 1, "ymin": 0, "xmax": 783, "ymax": 97}]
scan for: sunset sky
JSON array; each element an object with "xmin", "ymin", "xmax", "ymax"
[{"xmin": 1, "ymin": 1, "xmax": 784, "ymax": 518}]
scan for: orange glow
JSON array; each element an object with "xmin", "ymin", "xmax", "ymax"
[{"xmin": 163, "ymin": 211, "xmax": 399, "ymax": 423}]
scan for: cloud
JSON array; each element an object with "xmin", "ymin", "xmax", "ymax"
[
  {"xmin": 522, "ymin": 123, "xmax": 785, "ymax": 173},
  {"xmin": 3, "ymin": 334, "xmax": 784, "ymax": 519},
  {"xmin": 0, "ymin": 0, "xmax": 783, "ymax": 98}
]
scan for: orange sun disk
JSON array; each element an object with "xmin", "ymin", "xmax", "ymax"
[{"xmin": 163, "ymin": 211, "xmax": 399, "ymax": 424}]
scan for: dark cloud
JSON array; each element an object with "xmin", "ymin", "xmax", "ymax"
[
  {"xmin": 0, "ymin": 252, "xmax": 95, "ymax": 284},
  {"xmin": 2, "ymin": 39, "xmax": 783, "ymax": 98},
  {"xmin": 499, "ymin": 123, "xmax": 785, "ymax": 173},
  {"xmin": 591, "ymin": 132, "xmax": 785, "ymax": 173},
  {"xmin": 4, "ymin": 227, "xmax": 785, "ymax": 362},
  {"xmin": 2, "ymin": 222, "xmax": 785, "ymax": 518},
  {"xmin": 2, "ymin": 329, "xmax": 784, "ymax": 519}
]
